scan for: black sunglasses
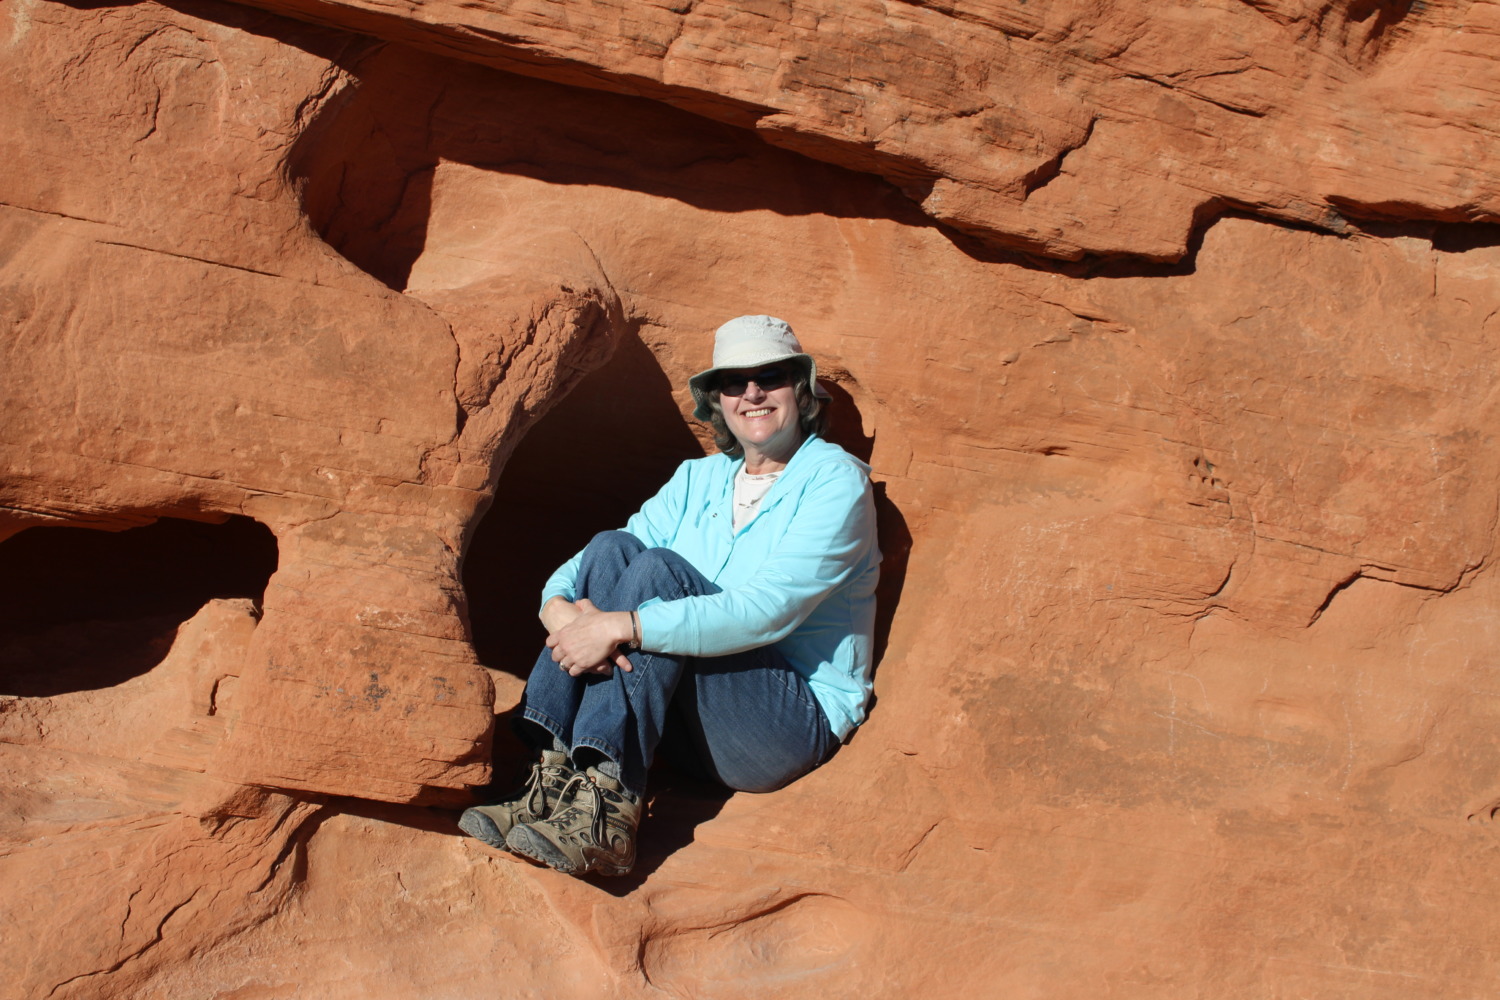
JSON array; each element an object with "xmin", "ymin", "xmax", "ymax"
[{"xmin": 718, "ymin": 367, "xmax": 792, "ymax": 397}]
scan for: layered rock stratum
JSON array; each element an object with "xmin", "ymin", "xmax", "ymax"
[{"xmin": 3, "ymin": 0, "xmax": 1499, "ymax": 996}]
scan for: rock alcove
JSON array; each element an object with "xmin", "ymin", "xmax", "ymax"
[
  {"xmin": 286, "ymin": 40, "xmax": 912, "ymax": 679},
  {"xmin": 0, "ymin": 514, "xmax": 278, "ymax": 696}
]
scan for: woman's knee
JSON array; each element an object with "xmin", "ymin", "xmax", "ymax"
[
  {"xmin": 618, "ymin": 547, "xmax": 709, "ymax": 602},
  {"xmin": 630, "ymin": 545, "xmax": 688, "ymax": 574},
  {"xmin": 584, "ymin": 530, "xmax": 643, "ymax": 558}
]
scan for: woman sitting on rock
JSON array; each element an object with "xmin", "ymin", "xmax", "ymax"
[{"xmin": 460, "ymin": 315, "xmax": 881, "ymax": 876}]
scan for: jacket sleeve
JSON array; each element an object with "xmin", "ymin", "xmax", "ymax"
[
  {"xmin": 538, "ymin": 460, "xmax": 691, "ymax": 611},
  {"xmin": 636, "ymin": 459, "xmax": 875, "ymax": 656}
]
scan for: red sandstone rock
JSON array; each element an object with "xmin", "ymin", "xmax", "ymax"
[
  {"xmin": 213, "ymin": 0, "xmax": 1500, "ymax": 260},
  {"xmin": 4, "ymin": 0, "xmax": 1500, "ymax": 997}
]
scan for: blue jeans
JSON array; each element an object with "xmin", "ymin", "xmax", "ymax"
[{"xmin": 520, "ymin": 531, "xmax": 837, "ymax": 796}]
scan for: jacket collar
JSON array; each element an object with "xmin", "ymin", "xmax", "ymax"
[{"xmin": 720, "ymin": 434, "xmax": 858, "ymax": 520}]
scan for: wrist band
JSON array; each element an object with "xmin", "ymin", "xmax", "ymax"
[{"xmin": 628, "ymin": 610, "xmax": 641, "ymax": 651}]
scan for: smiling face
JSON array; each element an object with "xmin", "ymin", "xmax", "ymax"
[{"xmin": 716, "ymin": 364, "xmax": 805, "ymax": 470}]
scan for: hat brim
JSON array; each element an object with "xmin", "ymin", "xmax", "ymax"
[{"xmin": 689, "ymin": 353, "xmax": 817, "ymax": 421}]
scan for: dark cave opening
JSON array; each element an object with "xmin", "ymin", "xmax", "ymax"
[
  {"xmin": 0, "ymin": 515, "xmax": 279, "ymax": 696},
  {"xmin": 462, "ymin": 332, "xmax": 704, "ymax": 677}
]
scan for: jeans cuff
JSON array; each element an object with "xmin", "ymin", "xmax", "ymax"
[
  {"xmin": 521, "ymin": 706, "xmax": 566, "ymax": 746},
  {"xmin": 572, "ymin": 735, "xmax": 623, "ymax": 766}
]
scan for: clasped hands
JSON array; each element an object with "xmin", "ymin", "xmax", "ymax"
[{"xmin": 541, "ymin": 596, "xmax": 636, "ymax": 677}]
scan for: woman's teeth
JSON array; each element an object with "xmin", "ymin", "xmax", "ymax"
[{"xmin": 745, "ymin": 408, "xmax": 773, "ymax": 417}]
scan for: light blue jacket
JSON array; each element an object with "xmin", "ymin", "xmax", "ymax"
[{"xmin": 541, "ymin": 435, "xmax": 881, "ymax": 739}]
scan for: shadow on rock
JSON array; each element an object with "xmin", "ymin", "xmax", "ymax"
[{"xmin": 592, "ymin": 764, "xmax": 734, "ymax": 894}]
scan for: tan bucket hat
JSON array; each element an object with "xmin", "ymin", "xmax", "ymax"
[{"xmin": 688, "ymin": 315, "xmax": 821, "ymax": 420}]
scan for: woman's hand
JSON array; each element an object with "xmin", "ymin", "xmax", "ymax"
[
  {"xmin": 539, "ymin": 595, "xmax": 584, "ymax": 635},
  {"xmin": 545, "ymin": 599, "xmax": 635, "ymax": 677}
]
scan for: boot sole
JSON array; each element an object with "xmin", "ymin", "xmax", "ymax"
[
  {"xmin": 505, "ymin": 826, "xmax": 632, "ymax": 876},
  {"xmin": 505, "ymin": 825, "xmax": 584, "ymax": 874},
  {"xmin": 457, "ymin": 808, "xmax": 509, "ymax": 849}
]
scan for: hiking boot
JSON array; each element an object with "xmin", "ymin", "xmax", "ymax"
[
  {"xmin": 505, "ymin": 766, "xmax": 640, "ymax": 876},
  {"xmin": 458, "ymin": 749, "xmax": 574, "ymax": 849}
]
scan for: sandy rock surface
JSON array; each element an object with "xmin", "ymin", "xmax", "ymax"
[
  {"xmin": 221, "ymin": 0, "xmax": 1500, "ymax": 260},
  {"xmin": 3, "ymin": 0, "xmax": 1500, "ymax": 996}
]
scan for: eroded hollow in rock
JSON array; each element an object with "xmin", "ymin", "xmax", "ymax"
[
  {"xmin": 0, "ymin": 516, "xmax": 278, "ymax": 696},
  {"xmin": 289, "ymin": 43, "xmax": 931, "ymax": 292},
  {"xmin": 463, "ymin": 333, "xmax": 703, "ymax": 675},
  {"xmin": 462, "ymin": 343, "xmax": 901, "ymax": 679},
  {"xmin": 292, "ymin": 40, "xmax": 913, "ymax": 678}
]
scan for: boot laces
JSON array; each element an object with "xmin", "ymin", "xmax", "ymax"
[
  {"xmin": 522, "ymin": 756, "xmax": 569, "ymax": 815},
  {"xmin": 549, "ymin": 770, "xmax": 612, "ymax": 847},
  {"xmin": 522, "ymin": 761, "xmax": 548, "ymax": 815}
]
